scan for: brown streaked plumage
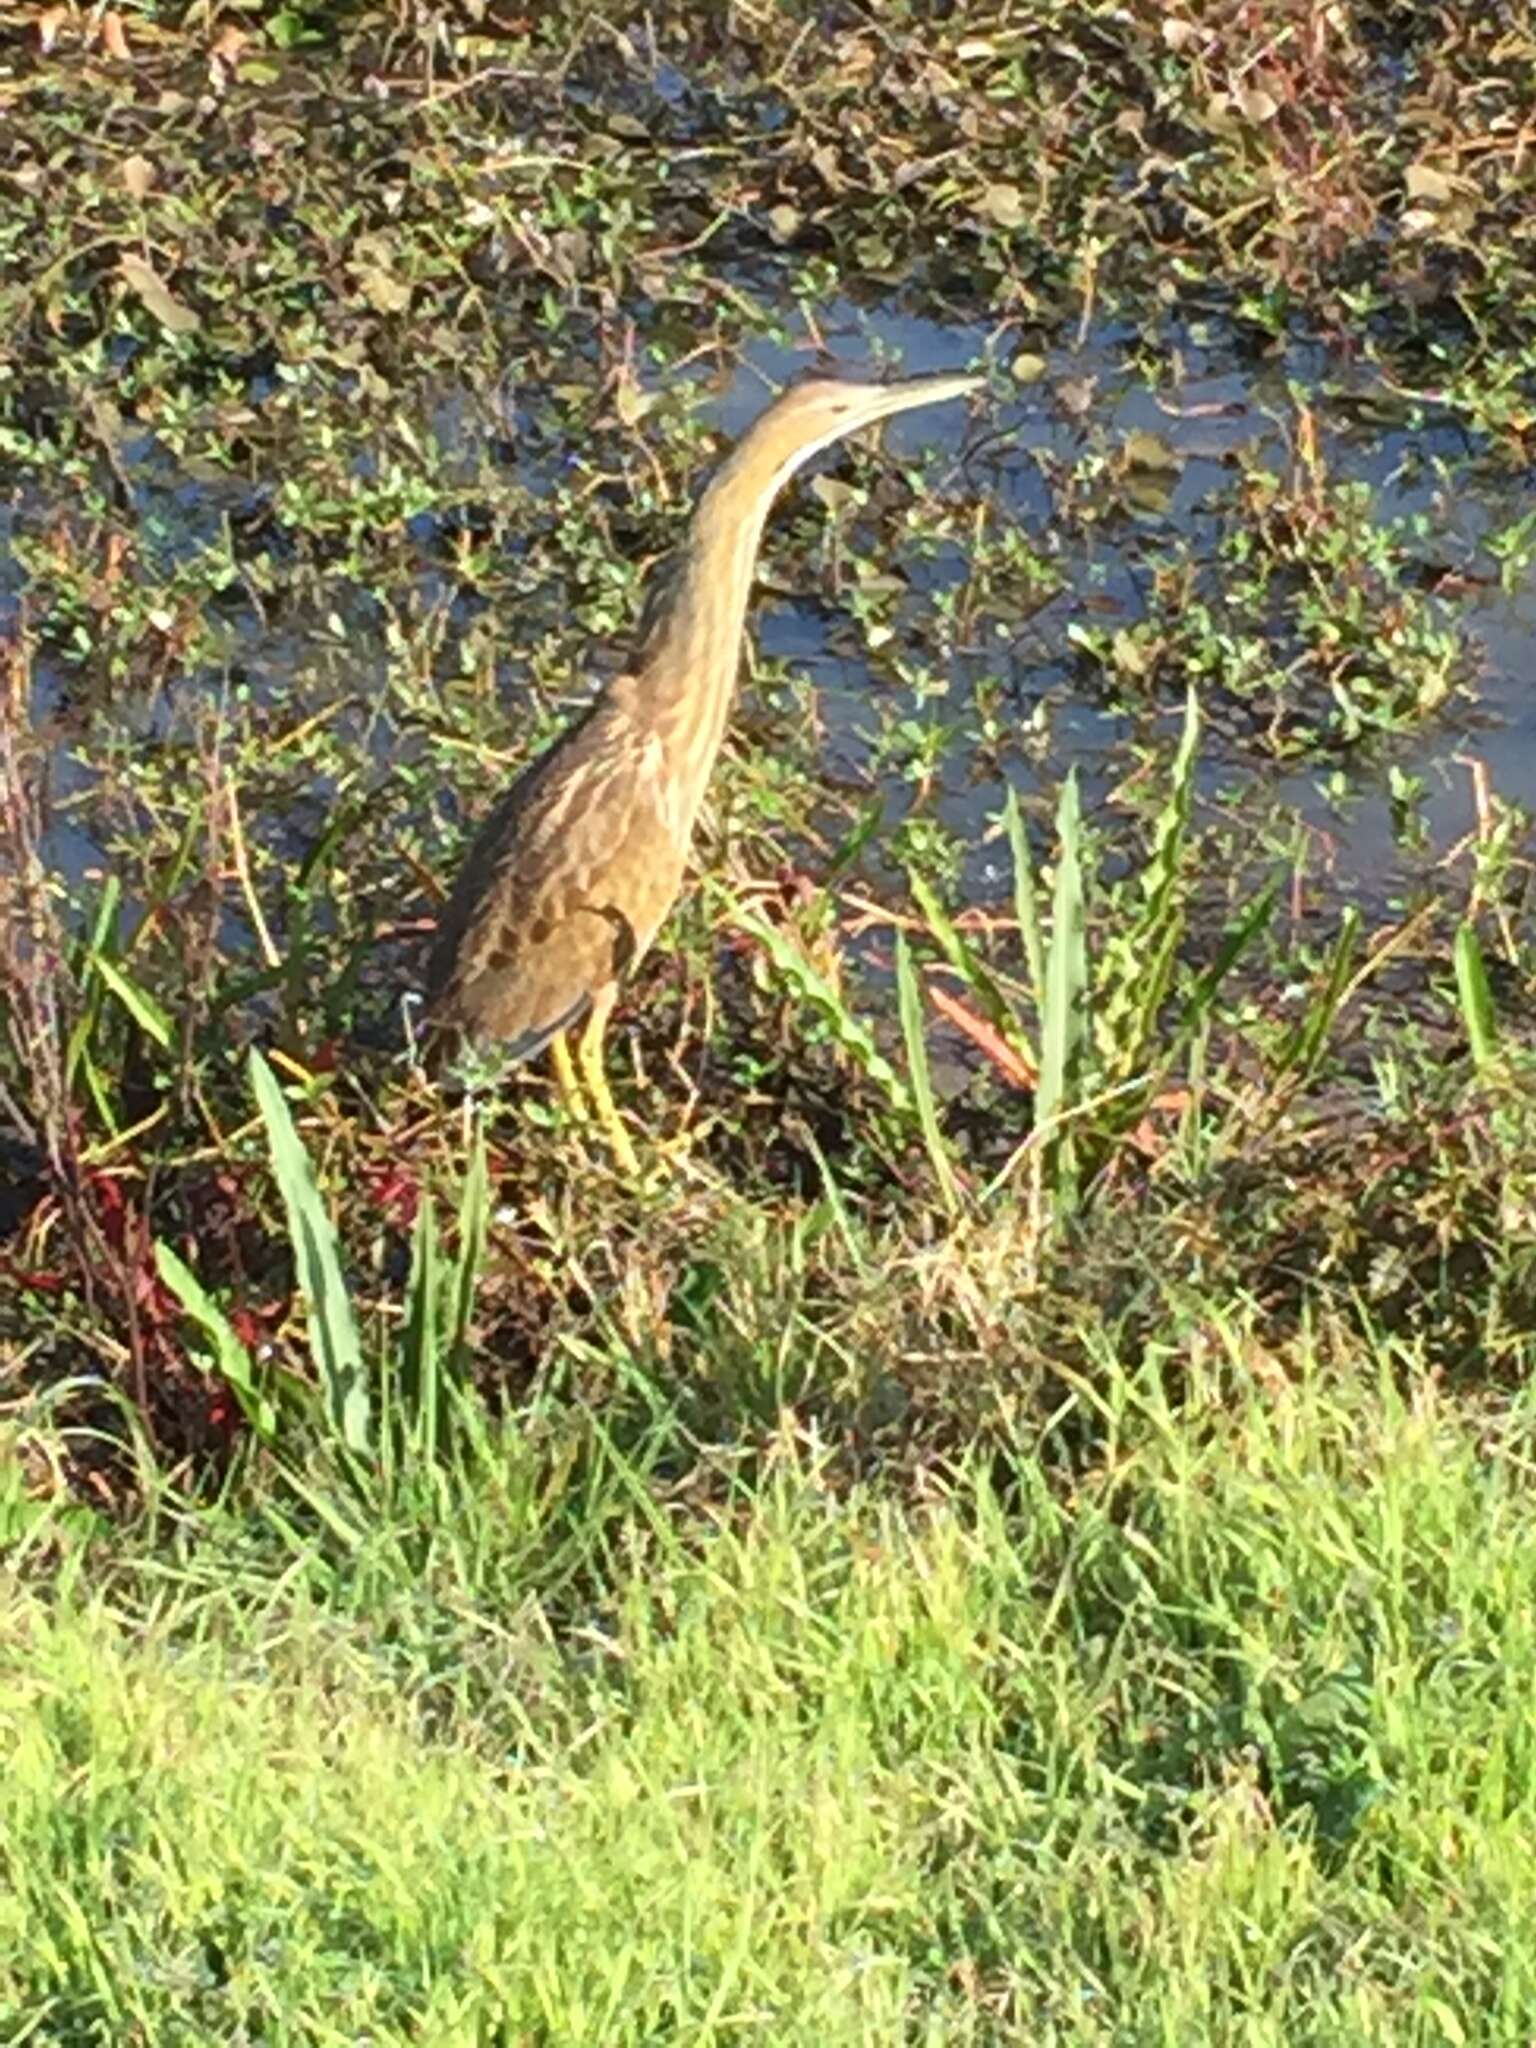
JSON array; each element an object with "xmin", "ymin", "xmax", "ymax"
[{"xmin": 423, "ymin": 368, "xmax": 983, "ymax": 1169}]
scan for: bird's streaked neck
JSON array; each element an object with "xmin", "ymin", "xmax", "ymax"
[
  {"xmin": 625, "ymin": 375, "xmax": 977, "ymax": 825},
  {"xmin": 628, "ymin": 450, "xmax": 784, "ymax": 778}
]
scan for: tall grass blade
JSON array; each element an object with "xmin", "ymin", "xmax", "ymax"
[
  {"xmin": 1173, "ymin": 882, "xmax": 1278, "ymax": 1047},
  {"xmin": 800, "ymin": 1128, "xmax": 867, "ymax": 1272},
  {"xmin": 85, "ymin": 873, "xmax": 122, "ymax": 958},
  {"xmin": 89, "ymin": 952, "xmax": 175, "ymax": 1050},
  {"xmin": 248, "ymin": 1047, "xmax": 371, "ymax": 1458},
  {"xmin": 154, "ymin": 1241, "xmax": 278, "ymax": 1444},
  {"xmin": 1003, "ymin": 784, "xmax": 1045, "ymax": 1021},
  {"xmin": 1139, "ymin": 687, "xmax": 1200, "ymax": 932},
  {"xmin": 65, "ymin": 877, "xmax": 122, "ymax": 1093},
  {"xmin": 1111, "ymin": 689, "xmax": 1199, "ymax": 1081},
  {"xmin": 74, "ymin": 1044, "xmax": 120, "ymax": 1138},
  {"xmin": 732, "ymin": 904, "xmax": 913, "ymax": 1115},
  {"xmin": 1454, "ymin": 922, "xmax": 1498, "ymax": 1070},
  {"xmin": 1113, "ymin": 918, "xmax": 1181, "ymax": 1089},
  {"xmin": 401, "ymin": 1185, "xmax": 440, "ymax": 1464},
  {"xmin": 1278, "ymin": 907, "xmax": 1361, "ymax": 1086},
  {"xmin": 907, "ymin": 869, "xmax": 1022, "ymax": 1049},
  {"xmin": 824, "ymin": 795, "xmax": 885, "ymax": 881},
  {"xmin": 1086, "ymin": 690, "xmax": 1199, "ymax": 1090},
  {"xmin": 896, "ymin": 932, "xmax": 961, "ymax": 1219},
  {"xmin": 1037, "ymin": 770, "xmax": 1087, "ymax": 1135},
  {"xmin": 448, "ymin": 1124, "xmax": 489, "ymax": 1379}
]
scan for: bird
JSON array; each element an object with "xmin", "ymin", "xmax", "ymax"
[{"xmin": 422, "ymin": 367, "xmax": 983, "ymax": 1171}]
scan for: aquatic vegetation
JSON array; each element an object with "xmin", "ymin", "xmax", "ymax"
[{"xmin": 5, "ymin": 5, "xmax": 1536, "ymax": 2033}]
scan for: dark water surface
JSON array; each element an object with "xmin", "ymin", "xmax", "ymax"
[
  {"xmin": 725, "ymin": 296, "xmax": 1536, "ymax": 907},
  {"xmin": 12, "ymin": 295, "xmax": 1535, "ymax": 920}
]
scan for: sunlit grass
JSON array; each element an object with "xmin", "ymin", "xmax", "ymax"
[
  {"xmin": 6, "ymin": 7, "xmax": 1536, "ymax": 2040},
  {"xmin": 7, "ymin": 1328, "xmax": 1536, "ymax": 2040}
]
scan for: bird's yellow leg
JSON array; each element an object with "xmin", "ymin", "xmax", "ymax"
[
  {"xmin": 576, "ymin": 988, "xmax": 641, "ymax": 1177},
  {"xmin": 550, "ymin": 1033, "xmax": 587, "ymax": 1124}
]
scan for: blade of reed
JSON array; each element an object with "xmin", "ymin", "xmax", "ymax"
[
  {"xmin": 1454, "ymin": 922, "xmax": 1498, "ymax": 1070},
  {"xmin": 733, "ymin": 904, "xmax": 913, "ymax": 1116},
  {"xmin": 1037, "ymin": 770, "xmax": 1087, "ymax": 1135},
  {"xmin": 447, "ymin": 1124, "xmax": 489, "ymax": 1381},
  {"xmin": 154, "ymin": 1241, "xmax": 278, "ymax": 1443},
  {"xmin": 1138, "ymin": 687, "xmax": 1199, "ymax": 935},
  {"xmin": 248, "ymin": 1047, "xmax": 371, "ymax": 1457},
  {"xmin": 1278, "ymin": 907, "xmax": 1361, "ymax": 1087},
  {"xmin": 65, "ymin": 877, "xmax": 122, "ymax": 1094},
  {"xmin": 401, "ymin": 1185, "xmax": 440, "ymax": 1465},
  {"xmin": 1172, "ymin": 882, "xmax": 1278, "ymax": 1047},
  {"xmin": 1003, "ymin": 784, "xmax": 1045, "ymax": 1031},
  {"xmin": 907, "ymin": 869, "xmax": 1025, "ymax": 1051},
  {"xmin": 1112, "ymin": 689, "xmax": 1200, "ymax": 1083},
  {"xmin": 896, "ymin": 930, "xmax": 961, "ymax": 1220},
  {"xmin": 88, "ymin": 952, "xmax": 174, "ymax": 1051}
]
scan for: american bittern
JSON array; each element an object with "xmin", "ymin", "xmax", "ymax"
[{"xmin": 423, "ymin": 369, "xmax": 982, "ymax": 1169}]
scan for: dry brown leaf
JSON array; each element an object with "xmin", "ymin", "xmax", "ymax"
[
  {"xmin": 978, "ymin": 182, "xmax": 1024, "ymax": 229},
  {"xmin": 121, "ymin": 154, "xmax": 155, "ymax": 200},
  {"xmin": 809, "ymin": 143, "xmax": 844, "ymax": 191},
  {"xmin": 210, "ymin": 25, "xmax": 250, "ymax": 66},
  {"xmin": 809, "ymin": 474, "xmax": 857, "ymax": 514},
  {"xmin": 1126, "ymin": 1089, "xmax": 1193, "ymax": 1160},
  {"xmin": 1109, "ymin": 628, "xmax": 1153, "ymax": 677},
  {"xmin": 101, "ymin": 10, "xmax": 131, "ymax": 61},
  {"xmin": 546, "ymin": 227, "xmax": 589, "ymax": 283},
  {"xmin": 1121, "ymin": 428, "xmax": 1182, "ymax": 473},
  {"xmin": 1056, "ymin": 375, "xmax": 1097, "ymax": 417},
  {"xmin": 356, "ymin": 265, "xmax": 412, "ymax": 314},
  {"xmin": 1406, "ymin": 162, "xmax": 1457, "ymax": 205},
  {"xmin": 118, "ymin": 254, "xmax": 200, "ymax": 335}
]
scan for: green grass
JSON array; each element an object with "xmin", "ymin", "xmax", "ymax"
[
  {"xmin": 7, "ymin": 1327, "xmax": 1536, "ymax": 2042},
  {"xmin": 7, "ymin": 6, "xmax": 1536, "ymax": 2039}
]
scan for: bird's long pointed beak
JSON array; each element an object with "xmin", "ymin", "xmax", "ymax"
[{"xmin": 852, "ymin": 371, "xmax": 986, "ymax": 424}]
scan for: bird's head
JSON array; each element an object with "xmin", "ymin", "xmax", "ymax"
[{"xmin": 724, "ymin": 368, "xmax": 984, "ymax": 499}]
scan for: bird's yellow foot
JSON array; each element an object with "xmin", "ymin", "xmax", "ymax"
[
  {"xmin": 547, "ymin": 1033, "xmax": 601, "ymax": 1168},
  {"xmin": 579, "ymin": 1053, "xmax": 642, "ymax": 1179}
]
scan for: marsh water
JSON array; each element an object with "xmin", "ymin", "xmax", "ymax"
[
  {"xmin": 12, "ymin": 294, "xmax": 1536, "ymax": 924},
  {"xmin": 730, "ymin": 297, "xmax": 1536, "ymax": 902}
]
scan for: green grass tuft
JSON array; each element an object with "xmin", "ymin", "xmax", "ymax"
[{"xmin": 6, "ymin": 1331, "xmax": 1536, "ymax": 2040}]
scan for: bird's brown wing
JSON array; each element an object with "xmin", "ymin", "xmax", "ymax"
[{"xmin": 423, "ymin": 691, "xmax": 686, "ymax": 1065}]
